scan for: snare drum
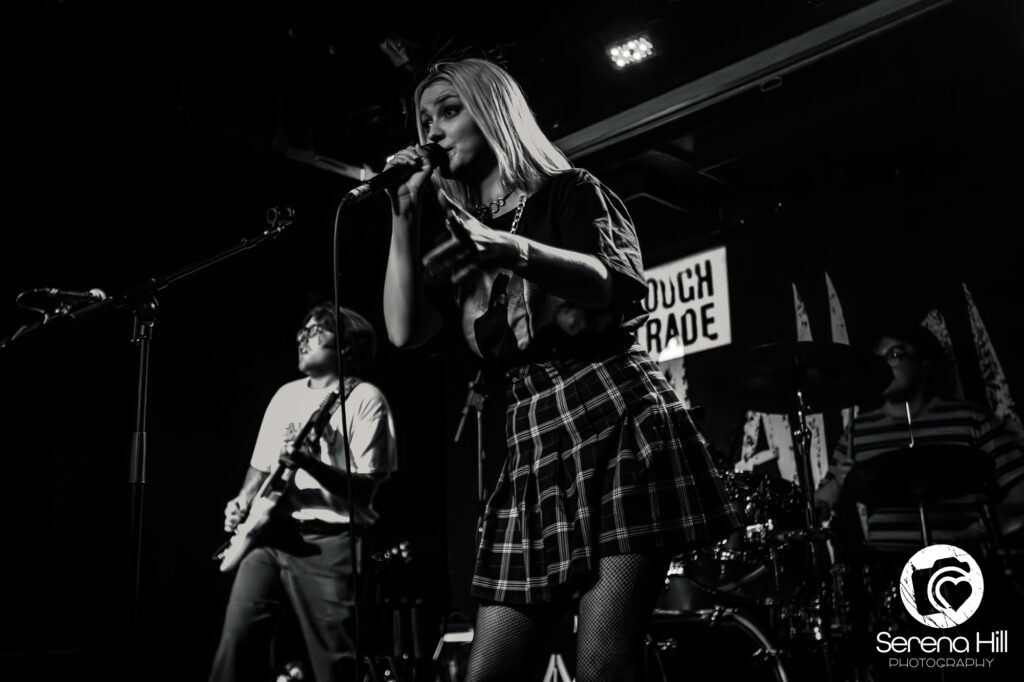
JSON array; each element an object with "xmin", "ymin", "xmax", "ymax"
[{"xmin": 645, "ymin": 608, "xmax": 790, "ymax": 682}]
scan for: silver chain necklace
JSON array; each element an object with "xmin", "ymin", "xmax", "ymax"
[
  {"xmin": 508, "ymin": 193, "xmax": 527, "ymax": 235},
  {"xmin": 471, "ymin": 187, "xmax": 514, "ymax": 220}
]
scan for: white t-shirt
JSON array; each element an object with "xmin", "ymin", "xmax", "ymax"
[{"xmin": 250, "ymin": 378, "xmax": 398, "ymax": 525}]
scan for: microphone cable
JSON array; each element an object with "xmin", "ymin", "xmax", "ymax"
[{"xmin": 331, "ymin": 191, "xmax": 362, "ymax": 681}]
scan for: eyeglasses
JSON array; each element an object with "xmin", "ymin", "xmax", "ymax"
[
  {"xmin": 296, "ymin": 323, "xmax": 332, "ymax": 345},
  {"xmin": 882, "ymin": 346, "xmax": 915, "ymax": 366}
]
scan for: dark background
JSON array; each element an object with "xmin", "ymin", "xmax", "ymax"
[{"xmin": 2, "ymin": 0, "xmax": 1023, "ymax": 680}]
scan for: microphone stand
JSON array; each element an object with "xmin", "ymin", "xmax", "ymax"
[
  {"xmin": 454, "ymin": 369, "xmax": 489, "ymax": 519},
  {"xmin": 0, "ymin": 318, "xmax": 46, "ymax": 349},
  {"xmin": 2, "ymin": 206, "xmax": 296, "ymax": 681}
]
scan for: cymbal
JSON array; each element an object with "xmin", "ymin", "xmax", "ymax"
[
  {"xmin": 841, "ymin": 444, "xmax": 994, "ymax": 506},
  {"xmin": 737, "ymin": 341, "xmax": 892, "ymax": 413}
]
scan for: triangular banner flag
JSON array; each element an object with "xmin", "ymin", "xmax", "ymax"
[{"xmin": 963, "ymin": 283, "xmax": 1024, "ymax": 435}]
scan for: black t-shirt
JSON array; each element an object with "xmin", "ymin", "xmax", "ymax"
[{"xmin": 453, "ymin": 168, "xmax": 648, "ymax": 364}]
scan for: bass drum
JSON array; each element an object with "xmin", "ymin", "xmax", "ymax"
[{"xmin": 645, "ymin": 609, "xmax": 790, "ymax": 682}]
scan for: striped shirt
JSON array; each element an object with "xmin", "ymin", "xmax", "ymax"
[{"xmin": 815, "ymin": 399, "xmax": 1024, "ymax": 550}]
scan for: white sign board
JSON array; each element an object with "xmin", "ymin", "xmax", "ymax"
[{"xmin": 637, "ymin": 246, "xmax": 731, "ymax": 361}]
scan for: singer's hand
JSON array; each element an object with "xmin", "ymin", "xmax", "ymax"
[
  {"xmin": 383, "ymin": 144, "xmax": 437, "ymax": 214},
  {"xmin": 423, "ymin": 199, "xmax": 523, "ymax": 284}
]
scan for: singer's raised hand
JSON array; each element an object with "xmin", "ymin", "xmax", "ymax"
[
  {"xmin": 423, "ymin": 201, "xmax": 524, "ymax": 285},
  {"xmin": 383, "ymin": 143, "xmax": 437, "ymax": 214}
]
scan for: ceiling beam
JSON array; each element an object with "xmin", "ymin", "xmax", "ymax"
[
  {"xmin": 554, "ymin": 0, "xmax": 955, "ymax": 160},
  {"xmin": 277, "ymin": 142, "xmax": 376, "ymax": 182}
]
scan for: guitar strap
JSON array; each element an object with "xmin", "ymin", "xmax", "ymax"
[
  {"xmin": 341, "ymin": 376, "xmax": 361, "ymax": 403},
  {"xmin": 306, "ymin": 377, "xmax": 360, "ymax": 448}
]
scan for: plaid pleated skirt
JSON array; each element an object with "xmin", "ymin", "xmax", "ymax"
[{"xmin": 470, "ymin": 344, "xmax": 742, "ymax": 603}]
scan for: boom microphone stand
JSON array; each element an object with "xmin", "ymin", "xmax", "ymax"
[{"xmin": 2, "ymin": 206, "xmax": 296, "ymax": 681}]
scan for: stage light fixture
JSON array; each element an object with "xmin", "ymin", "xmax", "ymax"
[{"xmin": 608, "ymin": 35, "xmax": 654, "ymax": 68}]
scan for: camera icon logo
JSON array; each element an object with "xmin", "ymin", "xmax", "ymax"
[{"xmin": 899, "ymin": 544, "xmax": 984, "ymax": 628}]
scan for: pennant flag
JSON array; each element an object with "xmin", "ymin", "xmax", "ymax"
[
  {"xmin": 657, "ymin": 338, "xmax": 691, "ymax": 409},
  {"xmin": 920, "ymin": 308, "xmax": 967, "ymax": 400},
  {"xmin": 827, "ymin": 273, "xmax": 855, "ymax": 431},
  {"xmin": 963, "ymin": 283, "xmax": 1024, "ymax": 435}
]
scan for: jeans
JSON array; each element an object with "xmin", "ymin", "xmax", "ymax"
[{"xmin": 209, "ymin": 524, "xmax": 358, "ymax": 682}]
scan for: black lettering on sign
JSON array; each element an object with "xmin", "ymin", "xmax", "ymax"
[
  {"xmin": 701, "ymin": 303, "xmax": 717, "ymax": 341},
  {"xmin": 643, "ymin": 303, "xmax": 721, "ymax": 354},
  {"xmin": 645, "ymin": 318, "xmax": 662, "ymax": 354}
]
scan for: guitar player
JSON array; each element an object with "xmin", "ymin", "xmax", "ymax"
[{"xmin": 208, "ymin": 302, "xmax": 398, "ymax": 682}]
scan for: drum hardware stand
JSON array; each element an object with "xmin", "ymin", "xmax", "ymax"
[
  {"xmin": 827, "ymin": 563, "xmax": 855, "ymax": 636},
  {"xmin": 541, "ymin": 653, "xmax": 573, "ymax": 682},
  {"xmin": 790, "ymin": 389, "xmax": 836, "ymax": 682},
  {"xmin": 454, "ymin": 369, "xmax": 489, "ymax": 516},
  {"xmin": 736, "ymin": 341, "xmax": 893, "ymax": 682},
  {"xmin": 445, "ymin": 371, "xmax": 490, "ymax": 682},
  {"xmin": 750, "ymin": 646, "xmax": 787, "ymax": 671},
  {"xmin": 358, "ymin": 655, "xmax": 408, "ymax": 682},
  {"xmin": 432, "ymin": 625, "xmax": 474, "ymax": 682},
  {"xmin": 541, "ymin": 613, "xmax": 577, "ymax": 682},
  {"xmin": 769, "ymin": 540, "xmax": 783, "ymax": 596},
  {"xmin": 976, "ymin": 495, "xmax": 1024, "ymax": 599}
]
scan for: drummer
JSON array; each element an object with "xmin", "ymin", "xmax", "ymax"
[{"xmin": 815, "ymin": 322, "xmax": 1024, "ymax": 553}]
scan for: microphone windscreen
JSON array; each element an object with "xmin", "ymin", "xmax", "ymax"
[{"xmin": 421, "ymin": 142, "xmax": 447, "ymax": 167}]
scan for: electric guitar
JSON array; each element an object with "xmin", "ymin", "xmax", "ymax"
[{"xmin": 213, "ymin": 389, "xmax": 341, "ymax": 573}]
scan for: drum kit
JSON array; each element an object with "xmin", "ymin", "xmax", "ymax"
[{"xmin": 645, "ymin": 341, "xmax": 998, "ymax": 682}]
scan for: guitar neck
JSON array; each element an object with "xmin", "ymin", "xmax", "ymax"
[
  {"xmin": 251, "ymin": 463, "xmax": 294, "ymax": 499},
  {"xmin": 245, "ymin": 388, "xmax": 341, "ymax": 506}
]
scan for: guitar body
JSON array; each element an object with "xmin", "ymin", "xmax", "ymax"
[
  {"xmin": 213, "ymin": 388, "xmax": 341, "ymax": 574},
  {"xmin": 217, "ymin": 487, "xmax": 287, "ymax": 573}
]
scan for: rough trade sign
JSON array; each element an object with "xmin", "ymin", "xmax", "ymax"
[{"xmin": 638, "ymin": 246, "xmax": 731, "ymax": 360}]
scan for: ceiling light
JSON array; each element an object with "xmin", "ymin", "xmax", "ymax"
[{"xmin": 608, "ymin": 35, "xmax": 654, "ymax": 68}]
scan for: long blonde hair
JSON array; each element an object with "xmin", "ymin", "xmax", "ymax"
[{"xmin": 413, "ymin": 58, "xmax": 572, "ymax": 209}]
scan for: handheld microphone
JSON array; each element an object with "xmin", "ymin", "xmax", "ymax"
[
  {"xmin": 344, "ymin": 143, "xmax": 446, "ymax": 204},
  {"xmin": 16, "ymin": 287, "xmax": 108, "ymax": 314}
]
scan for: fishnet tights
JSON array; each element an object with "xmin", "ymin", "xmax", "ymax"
[{"xmin": 464, "ymin": 553, "xmax": 670, "ymax": 682}]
